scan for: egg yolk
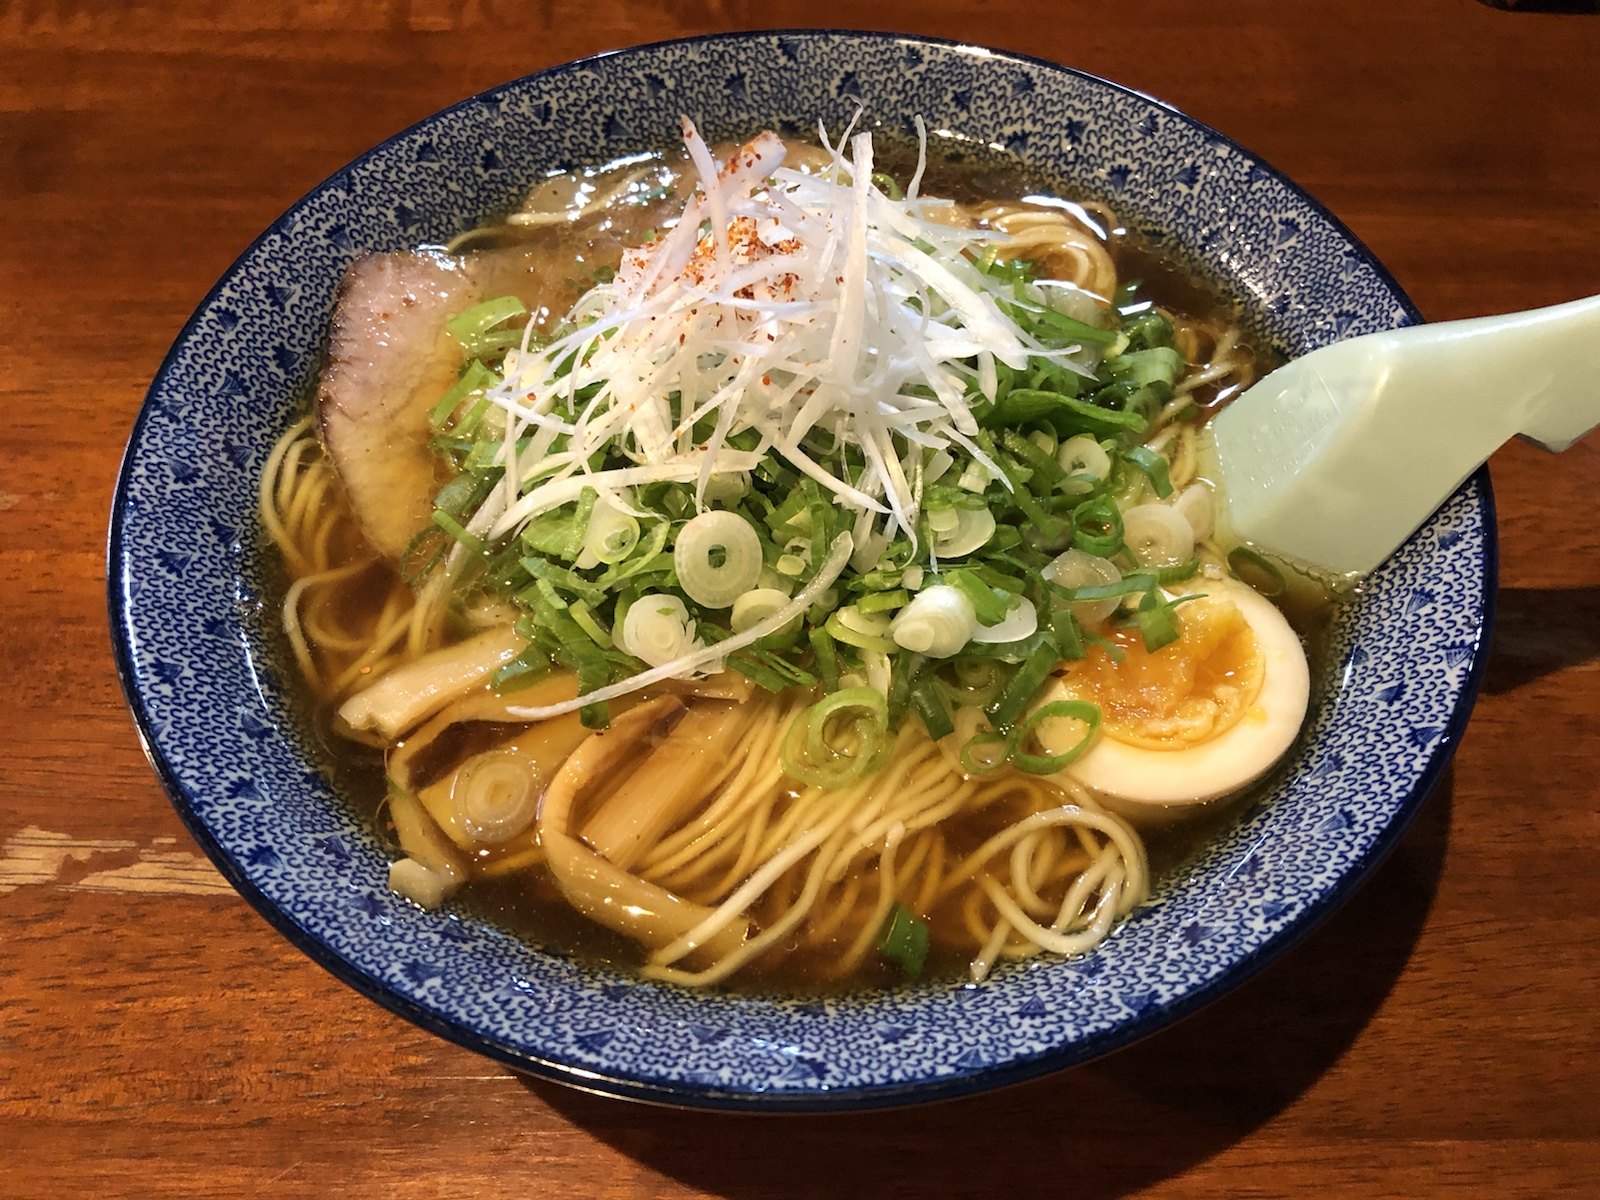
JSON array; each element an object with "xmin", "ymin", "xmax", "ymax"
[{"xmin": 1054, "ymin": 595, "xmax": 1266, "ymax": 750}]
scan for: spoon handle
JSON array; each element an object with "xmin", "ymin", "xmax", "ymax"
[
  {"xmin": 1500, "ymin": 294, "xmax": 1600, "ymax": 451},
  {"xmin": 1202, "ymin": 293, "xmax": 1600, "ymax": 578}
]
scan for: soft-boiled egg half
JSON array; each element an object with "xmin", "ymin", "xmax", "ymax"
[{"xmin": 1032, "ymin": 574, "xmax": 1310, "ymax": 823}]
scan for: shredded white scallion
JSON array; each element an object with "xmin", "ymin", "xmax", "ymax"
[{"xmin": 475, "ymin": 117, "xmax": 1058, "ymax": 554}]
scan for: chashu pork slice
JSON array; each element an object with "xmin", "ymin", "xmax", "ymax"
[{"xmin": 318, "ymin": 247, "xmax": 566, "ymax": 561}]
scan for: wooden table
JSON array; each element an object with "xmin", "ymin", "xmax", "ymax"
[{"xmin": 4, "ymin": 2, "xmax": 1597, "ymax": 1195}]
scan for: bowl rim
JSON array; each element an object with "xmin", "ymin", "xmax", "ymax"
[{"xmin": 107, "ymin": 27, "xmax": 1497, "ymax": 1111}]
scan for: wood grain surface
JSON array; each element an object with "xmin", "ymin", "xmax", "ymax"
[{"xmin": 3, "ymin": 1, "xmax": 1597, "ymax": 1195}]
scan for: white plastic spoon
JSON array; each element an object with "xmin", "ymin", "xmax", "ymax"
[{"xmin": 1198, "ymin": 294, "xmax": 1600, "ymax": 579}]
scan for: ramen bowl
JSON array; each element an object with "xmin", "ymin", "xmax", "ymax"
[{"xmin": 109, "ymin": 30, "xmax": 1493, "ymax": 1110}]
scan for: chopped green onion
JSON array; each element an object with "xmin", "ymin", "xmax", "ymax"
[
  {"xmin": 1108, "ymin": 346, "xmax": 1183, "ymax": 390},
  {"xmin": 567, "ymin": 599, "xmax": 613, "ymax": 649},
  {"xmin": 582, "ymin": 499, "xmax": 641, "ymax": 564},
  {"xmin": 1007, "ymin": 700, "xmax": 1102, "ymax": 774},
  {"xmin": 520, "ymin": 556, "xmax": 607, "ymax": 605},
  {"xmin": 1044, "ymin": 569, "xmax": 1157, "ymax": 604},
  {"xmin": 878, "ymin": 902, "xmax": 930, "ymax": 979},
  {"xmin": 825, "ymin": 609, "xmax": 897, "ymax": 654},
  {"xmin": 986, "ymin": 641, "xmax": 1060, "ymax": 731},
  {"xmin": 491, "ymin": 645, "xmax": 552, "ymax": 691},
  {"xmin": 953, "ymin": 628, "xmax": 1057, "ymax": 663},
  {"xmin": 726, "ymin": 650, "xmax": 805, "ymax": 693},
  {"xmin": 981, "ymin": 389, "xmax": 1147, "ymax": 438},
  {"xmin": 595, "ymin": 521, "xmax": 671, "ymax": 586},
  {"xmin": 959, "ymin": 727, "xmax": 1011, "ymax": 773},
  {"xmin": 522, "ymin": 586, "xmax": 611, "ymax": 728},
  {"xmin": 886, "ymin": 650, "xmax": 919, "ymax": 728},
  {"xmin": 940, "ymin": 656, "xmax": 1002, "ymax": 707},
  {"xmin": 445, "ymin": 295, "xmax": 527, "ymax": 343},
  {"xmin": 675, "ymin": 510, "xmax": 764, "ymax": 609},
  {"xmin": 1071, "ymin": 494, "xmax": 1124, "ymax": 558},
  {"xmin": 1124, "ymin": 311, "xmax": 1174, "ymax": 351},
  {"xmin": 910, "ymin": 674, "xmax": 954, "ymax": 740},
  {"xmin": 431, "ymin": 509, "xmax": 486, "ymax": 556},
  {"xmin": 1154, "ymin": 554, "xmax": 1201, "ymax": 585},
  {"xmin": 522, "ymin": 487, "xmax": 598, "ymax": 561},
  {"xmin": 943, "ymin": 568, "xmax": 1016, "ymax": 627},
  {"xmin": 809, "ymin": 624, "xmax": 840, "ymax": 694},
  {"xmin": 429, "ymin": 360, "xmax": 498, "ymax": 429},
  {"xmin": 1050, "ymin": 607, "xmax": 1085, "ymax": 660},
  {"xmin": 781, "ymin": 687, "xmax": 889, "ymax": 789},
  {"xmin": 1135, "ymin": 587, "xmax": 1182, "ymax": 651},
  {"xmin": 1000, "ymin": 429, "xmax": 1064, "ymax": 491},
  {"xmin": 857, "ymin": 588, "xmax": 910, "ymax": 614},
  {"xmin": 1122, "ymin": 445, "xmax": 1174, "ymax": 499},
  {"xmin": 1227, "ymin": 546, "xmax": 1287, "ymax": 597}
]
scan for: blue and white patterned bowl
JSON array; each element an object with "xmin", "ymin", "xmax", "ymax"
[{"xmin": 109, "ymin": 31, "xmax": 1493, "ymax": 1110}]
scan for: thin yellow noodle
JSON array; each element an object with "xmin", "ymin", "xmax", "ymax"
[
  {"xmin": 644, "ymin": 821, "xmax": 857, "ymax": 987},
  {"xmin": 1009, "ymin": 830, "xmax": 1059, "ymax": 920},
  {"xmin": 1077, "ymin": 198, "xmax": 1118, "ymax": 233},
  {"xmin": 804, "ymin": 871, "xmax": 864, "ymax": 946},
  {"xmin": 259, "ymin": 417, "xmax": 316, "ymax": 574},
  {"xmin": 301, "ymin": 568, "xmax": 383, "ymax": 653},
  {"xmin": 980, "ymin": 203, "xmax": 1118, "ymax": 297},
  {"xmin": 406, "ymin": 573, "xmax": 451, "ymax": 657},
  {"xmin": 645, "ymin": 757, "xmax": 786, "ymax": 882},
  {"xmin": 284, "ymin": 462, "xmax": 328, "ymax": 544},
  {"xmin": 1046, "ymin": 846, "xmax": 1119, "ymax": 932},
  {"xmin": 981, "ymin": 861, "xmax": 1125, "ymax": 958},
  {"xmin": 842, "ymin": 772, "xmax": 971, "ymax": 870},
  {"xmin": 281, "ymin": 560, "xmax": 372, "ymax": 692},
  {"xmin": 970, "ymin": 910, "xmax": 1014, "ymax": 983},
  {"xmin": 747, "ymin": 782, "xmax": 843, "ymax": 867},
  {"xmin": 326, "ymin": 607, "xmax": 416, "ymax": 696},
  {"xmin": 307, "ymin": 500, "xmax": 346, "ymax": 571},
  {"xmin": 686, "ymin": 783, "xmax": 783, "ymax": 900},
  {"xmin": 655, "ymin": 802, "xmax": 765, "ymax": 898},
  {"xmin": 912, "ymin": 833, "xmax": 946, "ymax": 916},
  {"xmin": 829, "ymin": 822, "xmax": 905, "ymax": 978},
  {"xmin": 648, "ymin": 773, "xmax": 873, "ymax": 969},
  {"xmin": 960, "ymin": 883, "xmax": 998, "ymax": 947},
  {"xmin": 639, "ymin": 695, "xmax": 796, "ymax": 872},
  {"xmin": 1174, "ymin": 325, "xmax": 1246, "ymax": 398},
  {"xmin": 890, "ymin": 828, "xmax": 934, "ymax": 901},
  {"xmin": 1042, "ymin": 848, "xmax": 1094, "ymax": 887},
  {"xmin": 935, "ymin": 803, "xmax": 1146, "ymax": 905},
  {"xmin": 1145, "ymin": 424, "xmax": 1179, "ymax": 454}
]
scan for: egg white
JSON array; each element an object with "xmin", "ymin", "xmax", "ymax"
[{"xmin": 1036, "ymin": 576, "xmax": 1310, "ymax": 821}]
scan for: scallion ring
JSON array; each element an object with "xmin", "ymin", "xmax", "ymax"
[
  {"xmin": 1227, "ymin": 545, "xmax": 1287, "ymax": 597},
  {"xmin": 1007, "ymin": 700, "xmax": 1102, "ymax": 774},
  {"xmin": 581, "ymin": 497, "xmax": 641, "ymax": 565},
  {"xmin": 674, "ymin": 510, "xmax": 764, "ymax": 609},
  {"xmin": 1122, "ymin": 503, "xmax": 1195, "ymax": 568},
  {"xmin": 451, "ymin": 749, "xmax": 539, "ymax": 843},
  {"xmin": 959, "ymin": 728, "xmax": 1011, "ymax": 774},
  {"xmin": 1058, "ymin": 434, "xmax": 1110, "ymax": 481},
  {"xmin": 931, "ymin": 506, "xmax": 996, "ymax": 557},
  {"xmin": 780, "ymin": 687, "xmax": 889, "ymax": 789}
]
